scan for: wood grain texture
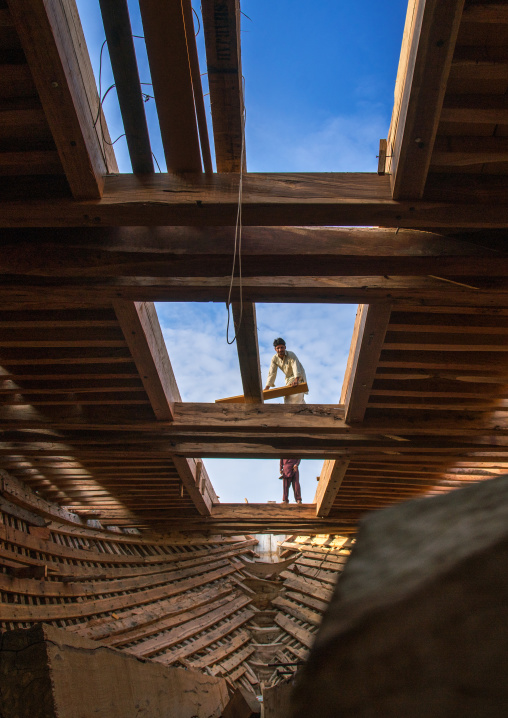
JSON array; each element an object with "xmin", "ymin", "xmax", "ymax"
[
  {"xmin": 2, "ymin": 172, "xmax": 508, "ymax": 228},
  {"xmin": 6, "ymin": 0, "xmax": 117, "ymax": 198},
  {"xmin": 388, "ymin": 0, "xmax": 465, "ymax": 198}
]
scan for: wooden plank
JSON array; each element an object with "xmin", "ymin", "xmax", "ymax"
[
  {"xmin": 98, "ymin": 0, "xmax": 153, "ymax": 173},
  {"xmin": 232, "ymin": 302, "xmax": 263, "ymax": 403},
  {"xmin": 272, "ymin": 595, "xmax": 323, "ymax": 627},
  {"xmin": 279, "ymin": 573, "xmax": 334, "ymax": 603},
  {"xmin": 4, "ymin": 172, "xmax": 508, "ymax": 229},
  {"xmin": 216, "ymin": 382, "xmax": 308, "ymax": 404},
  {"xmin": 108, "ymin": 590, "xmax": 237, "ymax": 647},
  {"xmin": 342, "ymin": 304, "xmax": 392, "ymax": 423},
  {"xmin": 0, "ymin": 494, "xmax": 47, "ymax": 526},
  {"xmin": 6, "ymin": 0, "xmax": 117, "ymax": 199},
  {"xmin": 128, "ymin": 593, "xmax": 251, "ymax": 658},
  {"xmin": 187, "ymin": 629, "xmax": 251, "ymax": 670},
  {"xmin": 274, "ymin": 613, "xmax": 315, "ymax": 649},
  {"xmin": 154, "ymin": 609, "xmax": 255, "ymax": 665},
  {"xmin": 202, "ymin": 0, "xmax": 244, "ymax": 172},
  {"xmin": 138, "ymin": 0, "xmax": 201, "ymax": 172},
  {"xmin": 113, "ymin": 301, "xmax": 179, "ymax": 420},
  {"xmin": 388, "ymin": 0, "xmax": 465, "ymax": 199},
  {"xmin": 314, "ymin": 460, "xmax": 350, "ymax": 517},
  {"xmin": 0, "ymin": 562, "xmax": 239, "ymax": 621}
]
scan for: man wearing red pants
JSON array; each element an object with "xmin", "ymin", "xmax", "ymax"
[{"xmin": 280, "ymin": 458, "xmax": 302, "ymax": 504}]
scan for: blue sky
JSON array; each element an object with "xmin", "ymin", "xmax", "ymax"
[{"xmin": 77, "ymin": 0, "xmax": 408, "ymax": 503}]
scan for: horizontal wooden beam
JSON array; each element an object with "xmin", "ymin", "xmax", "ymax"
[
  {"xmin": 148, "ymin": 502, "xmax": 362, "ymax": 534},
  {"xmin": 2, "ymin": 226, "xmax": 507, "ymax": 276},
  {"xmin": 3, "ymin": 402, "xmax": 508, "ymax": 437},
  {"xmin": 2, "ymin": 173, "xmax": 508, "ymax": 228}
]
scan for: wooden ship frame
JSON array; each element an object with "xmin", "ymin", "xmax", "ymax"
[{"xmin": 2, "ymin": 0, "xmax": 508, "ymax": 709}]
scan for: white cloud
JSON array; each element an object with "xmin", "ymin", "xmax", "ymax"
[{"xmin": 247, "ymin": 108, "xmax": 387, "ymax": 173}]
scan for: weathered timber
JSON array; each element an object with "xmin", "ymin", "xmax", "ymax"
[
  {"xmin": 341, "ymin": 304, "xmax": 392, "ymax": 423},
  {"xmin": 1, "ymin": 173, "xmax": 508, "ymax": 228},
  {"xmin": 127, "ymin": 593, "xmax": 251, "ymax": 658},
  {"xmin": 114, "ymin": 301, "xmax": 179, "ymax": 420},
  {"xmin": 154, "ymin": 609, "xmax": 256, "ymax": 665},
  {"xmin": 315, "ymin": 460, "xmax": 350, "ymax": 517},
  {"xmin": 3, "ymin": 227, "xmax": 508, "ymax": 276},
  {"xmin": 0, "ymin": 561, "xmax": 238, "ymax": 621},
  {"xmin": 202, "ymin": 0, "xmax": 244, "ymax": 172},
  {"xmin": 388, "ymin": 0, "xmax": 465, "ymax": 198},
  {"xmin": 6, "ymin": 0, "xmax": 117, "ymax": 198}
]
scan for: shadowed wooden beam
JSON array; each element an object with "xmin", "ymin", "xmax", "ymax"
[
  {"xmin": 2, "ymin": 173, "xmax": 508, "ymax": 227},
  {"xmin": 314, "ymin": 460, "xmax": 350, "ymax": 517},
  {"xmin": 171, "ymin": 455, "xmax": 215, "ymax": 515},
  {"xmin": 138, "ymin": 0, "xmax": 202, "ymax": 172},
  {"xmin": 202, "ymin": 0, "xmax": 244, "ymax": 172},
  {"xmin": 3, "ymin": 226, "xmax": 507, "ymax": 276},
  {"xmin": 387, "ymin": 0, "xmax": 465, "ymax": 199},
  {"xmin": 98, "ymin": 0, "xmax": 153, "ymax": 173},
  {"xmin": 341, "ymin": 304, "xmax": 392, "ymax": 423},
  {"xmin": 150, "ymin": 503, "xmax": 362, "ymax": 534},
  {"xmin": 232, "ymin": 302, "xmax": 263, "ymax": 403},
  {"xmin": 113, "ymin": 301, "xmax": 180, "ymax": 421},
  {"xmin": 6, "ymin": 0, "xmax": 118, "ymax": 198},
  {"xmin": 5, "ymin": 403, "xmax": 508, "ymax": 436}
]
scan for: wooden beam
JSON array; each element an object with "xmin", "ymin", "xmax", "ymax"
[
  {"xmin": 5, "ymin": 278, "xmax": 508, "ymax": 308},
  {"xmin": 202, "ymin": 0, "xmax": 244, "ymax": 172},
  {"xmin": 387, "ymin": 0, "xmax": 465, "ymax": 199},
  {"xmin": 6, "ymin": 0, "xmax": 117, "ymax": 198},
  {"xmin": 138, "ymin": 0, "xmax": 202, "ymax": 172},
  {"xmin": 113, "ymin": 301, "xmax": 180, "ymax": 420},
  {"xmin": 98, "ymin": 0, "xmax": 153, "ymax": 173},
  {"xmin": 440, "ymin": 94, "xmax": 508, "ymax": 124},
  {"xmin": 314, "ymin": 460, "xmax": 350, "ymax": 517},
  {"xmin": 3, "ymin": 226, "xmax": 507, "ymax": 276},
  {"xmin": 432, "ymin": 136, "xmax": 508, "ymax": 167},
  {"xmin": 5, "ymin": 401, "xmax": 508, "ymax": 437},
  {"xmin": 216, "ymin": 382, "xmax": 308, "ymax": 404},
  {"xmin": 461, "ymin": 3, "xmax": 508, "ymax": 23},
  {"xmin": 232, "ymin": 302, "xmax": 263, "ymax": 403},
  {"xmin": 341, "ymin": 304, "xmax": 392, "ymax": 423},
  {"xmin": 171, "ymin": 455, "xmax": 215, "ymax": 516},
  {"xmin": 3, "ymin": 172, "xmax": 508, "ymax": 228}
]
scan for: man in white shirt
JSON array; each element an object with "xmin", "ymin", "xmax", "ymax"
[{"xmin": 265, "ymin": 337, "xmax": 308, "ymax": 404}]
